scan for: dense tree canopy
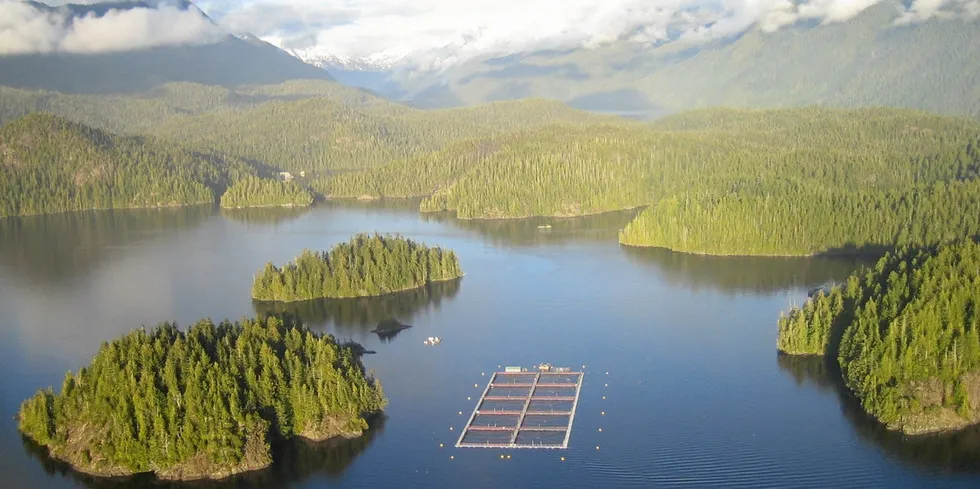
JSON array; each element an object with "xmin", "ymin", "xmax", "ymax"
[
  {"xmin": 253, "ymin": 233, "xmax": 463, "ymax": 301},
  {"xmin": 0, "ymin": 82, "xmax": 608, "ymax": 175},
  {"xmin": 619, "ymin": 179, "xmax": 980, "ymax": 256},
  {"xmin": 326, "ymin": 107, "xmax": 980, "ymax": 257},
  {"xmin": 0, "ymin": 113, "xmax": 255, "ymax": 218},
  {"xmin": 6, "ymin": 89, "xmax": 980, "ymax": 258},
  {"xmin": 777, "ymin": 239, "xmax": 980, "ymax": 434},
  {"xmin": 220, "ymin": 176, "xmax": 314, "ymax": 208},
  {"xmin": 18, "ymin": 315, "xmax": 386, "ymax": 480}
]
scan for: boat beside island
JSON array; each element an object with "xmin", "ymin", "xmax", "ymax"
[{"xmin": 423, "ymin": 336, "xmax": 442, "ymax": 346}]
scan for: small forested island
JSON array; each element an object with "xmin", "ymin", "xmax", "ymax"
[
  {"xmin": 18, "ymin": 315, "xmax": 386, "ymax": 480},
  {"xmin": 252, "ymin": 233, "xmax": 463, "ymax": 302},
  {"xmin": 777, "ymin": 238, "xmax": 980, "ymax": 434},
  {"xmin": 371, "ymin": 318, "xmax": 412, "ymax": 335},
  {"xmin": 219, "ymin": 176, "xmax": 314, "ymax": 208}
]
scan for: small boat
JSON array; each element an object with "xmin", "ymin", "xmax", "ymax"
[
  {"xmin": 537, "ymin": 224, "xmax": 552, "ymax": 229},
  {"xmin": 423, "ymin": 336, "xmax": 442, "ymax": 346}
]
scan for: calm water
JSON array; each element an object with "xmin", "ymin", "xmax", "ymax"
[{"xmin": 2, "ymin": 202, "xmax": 979, "ymax": 488}]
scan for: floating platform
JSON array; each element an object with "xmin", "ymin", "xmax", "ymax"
[{"xmin": 455, "ymin": 369, "xmax": 584, "ymax": 449}]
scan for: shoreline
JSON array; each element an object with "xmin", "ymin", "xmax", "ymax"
[
  {"xmin": 430, "ymin": 205, "xmax": 646, "ymax": 222},
  {"xmin": 220, "ymin": 202, "xmax": 313, "ymax": 209},
  {"xmin": 0, "ymin": 200, "xmax": 215, "ymax": 220},
  {"xmin": 777, "ymin": 351, "xmax": 978, "ymax": 436},
  {"xmin": 253, "ymin": 274, "xmax": 465, "ymax": 303},
  {"xmin": 619, "ymin": 241, "xmax": 891, "ymax": 259},
  {"xmin": 26, "ymin": 419, "xmax": 377, "ymax": 482}
]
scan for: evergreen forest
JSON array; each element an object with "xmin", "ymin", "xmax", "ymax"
[
  {"xmin": 220, "ymin": 177, "xmax": 314, "ymax": 208},
  {"xmin": 252, "ymin": 234, "xmax": 463, "ymax": 301},
  {"xmin": 0, "ymin": 113, "xmax": 253, "ymax": 218},
  {"xmin": 776, "ymin": 239, "xmax": 980, "ymax": 434},
  {"xmin": 4, "ymin": 80, "xmax": 980, "ymax": 257},
  {"xmin": 18, "ymin": 315, "xmax": 386, "ymax": 480}
]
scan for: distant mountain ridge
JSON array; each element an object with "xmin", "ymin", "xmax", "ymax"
[
  {"xmin": 316, "ymin": 4, "xmax": 980, "ymax": 118},
  {"xmin": 0, "ymin": 0, "xmax": 334, "ymax": 94}
]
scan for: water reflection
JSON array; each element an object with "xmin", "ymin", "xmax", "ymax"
[
  {"xmin": 221, "ymin": 207, "xmax": 312, "ymax": 227},
  {"xmin": 623, "ymin": 246, "xmax": 874, "ymax": 294},
  {"xmin": 253, "ymin": 279, "xmax": 462, "ymax": 336},
  {"xmin": 422, "ymin": 208, "xmax": 642, "ymax": 248},
  {"xmin": 21, "ymin": 417, "xmax": 386, "ymax": 489},
  {"xmin": 370, "ymin": 319, "xmax": 413, "ymax": 342},
  {"xmin": 321, "ymin": 198, "xmax": 424, "ymax": 215},
  {"xmin": 0, "ymin": 206, "xmax": 212, "ymax": 284},
  {"xmin": 776, "ymin": 354, "xmax": 980, "ymax": 473}
]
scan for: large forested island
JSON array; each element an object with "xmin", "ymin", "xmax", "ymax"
[
  {"xmin": 252, "ymin": 233, "xmax": 462, "ymax": 302},
  {"xmin": 18, "ymin": 315, "xmax": 386, "ymax": 480},
  {"xmin": 777, "ymin": 238, "xmax": 980, "ymax": 434}
]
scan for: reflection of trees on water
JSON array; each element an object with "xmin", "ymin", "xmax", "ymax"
[
  {"xmin": 21, "ymin": 417, "xmax": 385, "ymax": 489},
  {"xmin": 253, "ymin": 279, "xmax": 462, "ymax": 336},
  {"xmin": 623, "ymin": 246, "xmax": 875, "ymax": 295},
  {"xmin": 776, "ymin": 352, "xmax": 836, "ymax": 391},
  {"xmin": 321, "ymin": 198, "xmax": 424, "ymax": 215},
  {"xmin": 421, "ymin": 208, "xmax": 641, "ymax": 248},
  {"xmin": 220, "ymin": 206, "xmax": 312, "ymax": 227},
  {"xmin": 776, "ymin": 353, "xmax": 980, "ymax": 474},
  {"xmin": 0, "ymin": 206, "xmax": 213, "ymax": 284}
]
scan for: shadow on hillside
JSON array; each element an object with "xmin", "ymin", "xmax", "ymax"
[
  {"xmin": 815, "ymin": 242, "xmax": 893, "ymax": 259},
  {"xmin": 621, "ymin": 246, "xmax": 874, "ymax": 295}
]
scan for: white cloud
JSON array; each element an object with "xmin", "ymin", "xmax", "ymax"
[
  {"xmin": 0, "ymin": 0, "xmax": 224, "ymax": 55},
  {"xmin": 896, "ymin": 0, "xmax": 980, "ymax": 24},
  {"xmin": 2, "ymin": 0, "xmax": 976, "ymax": 63},
  {"xmin": 197, "ymin": 0, "xmax": 940, "ymax": 69}
]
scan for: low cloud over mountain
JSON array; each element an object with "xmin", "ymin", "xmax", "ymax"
[
  {"xmin": 0, "ymin": 0, "xmax": 222, "ymax": 55},
  {"xmin": 197, "ymin": 0, "xmax": 980, "ymax": 70}
]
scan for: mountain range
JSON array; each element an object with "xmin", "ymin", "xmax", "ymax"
[
  {"xmin": 311, "ymin": 4, "xmax": 980, "ymax": 118},
  {"xmin": 0, "ymin": 0, "xmax": 978, "ymax": 119},
  {"xmin": 0, "ymin": 0, "xmax": 333, "ymax": 94}
]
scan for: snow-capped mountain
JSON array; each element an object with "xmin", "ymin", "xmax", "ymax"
[{"xmin": 282, "ymin": 48, "xmax": 403, "ymax": 72}]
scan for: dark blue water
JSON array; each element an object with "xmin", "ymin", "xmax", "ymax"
[{"xmin": 1, "ymin": 202, "xmax": 979, "ymax": 488}]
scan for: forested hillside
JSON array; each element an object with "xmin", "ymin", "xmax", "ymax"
[
  {"xmin": 0, "ymin": 80, "xmax": 389, "ymax": 134},
  {"xmin": 776, "ymin": 239, "xmax": 980, "ymax": 434},
  {"xmin": 149, "ymin": 97, "xmax": 610, "ymax": 173},
  {"xmin": 0, "ymin": 113, "xmax": 255, "ymax": 218},
  {"xmin": 0, "ymin": 81, "xmax": 610, "ymax": 175},
  {"xmin": 253, "ymin": 234, "xmax": 462, "ymax": 301},
  {"xmin": 149, "ymin": 98, "xmax": 417, "ymax": 172},
  {"xmin": 620, "ymin": 108, "xmax": 980, "ymax": 255},
  {"xmin": 19, "ymin": 315, "xmax": 385, "ymax": 479},
  {"xmin": 325, "ymin": 107, "xmax": 980, "ymax": 256}
]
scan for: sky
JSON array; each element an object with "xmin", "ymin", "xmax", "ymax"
[{"xmin": 0, "ymin": 0, "xmax": 978, "ymax": 66}]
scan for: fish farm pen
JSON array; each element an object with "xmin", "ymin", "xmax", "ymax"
[{"xmin": 456, "ymin": 365, "xmax": 584, "ymax": 449}]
